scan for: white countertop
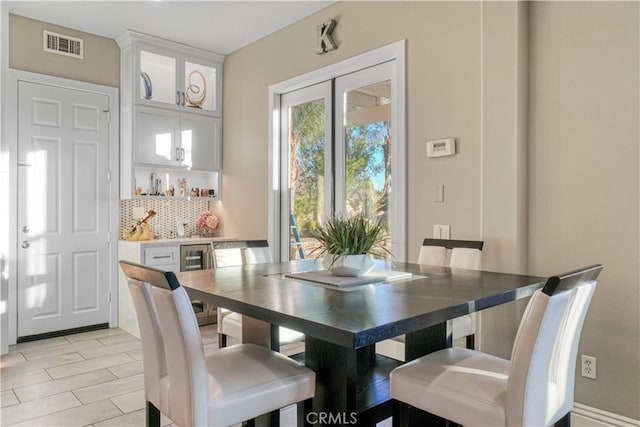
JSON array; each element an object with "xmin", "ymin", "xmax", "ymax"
[{"xmin": 118, "ymin": 237, "xmax": 236, "ymax": 247}]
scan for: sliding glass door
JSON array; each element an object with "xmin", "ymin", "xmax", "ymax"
[
  {"xmin": 279, "ymin": 61, "xmax": 402, "ymax": 261},
  {"xmin": 280, "ymin": 82, "xmax": 332, "ymax": 260}
]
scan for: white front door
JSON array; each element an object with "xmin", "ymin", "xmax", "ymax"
[{"xmin": 17, "ymin": 80, "xmax": 111, "ymax": 338}]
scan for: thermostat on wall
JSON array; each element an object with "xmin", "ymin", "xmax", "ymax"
[{"xmin": 427, "ymin": 138, "xmax": 456, "ymax": 158}]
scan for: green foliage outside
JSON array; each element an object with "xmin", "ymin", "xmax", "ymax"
[{"xmin": 289, "ymin": 101, "xmax": 391, "ymax": 241}]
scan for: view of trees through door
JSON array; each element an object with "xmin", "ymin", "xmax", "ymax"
[{"xmin": 283, "ymin": 64, "xmax": 394, "ymax": 260}]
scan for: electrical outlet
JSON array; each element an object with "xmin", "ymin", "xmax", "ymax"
[{"xmin": 581, "ymin": 355, "xmax": 597, "ymax": 379}]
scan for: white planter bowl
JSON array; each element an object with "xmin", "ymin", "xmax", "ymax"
[{"xmin": 323, "ymin": 254, "xmax": 374, "ymax": 277}]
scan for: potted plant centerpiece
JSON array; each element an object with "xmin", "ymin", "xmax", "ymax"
[{"xmin": 313, "ymin": 213, "xmax": 390, "ymax": 277}]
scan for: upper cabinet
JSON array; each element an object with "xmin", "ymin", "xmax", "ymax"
[
  {"xmin": 136, "ymin": 44, "xmax": 221, "ymax": 116},
  {"xmin": 117, "ymin": 31, "xmax": 224, "ymax": 199}
]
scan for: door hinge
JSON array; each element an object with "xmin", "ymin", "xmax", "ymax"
[
  {"xmin": 103, "ymin": 109, "xmax": 111, "ymax": 123},
  {"xmin": 107, "ymin": 171, "xmax": 111, "ymax": 182},
  {"xmin": 108, "ymin": 291, "xmax": 112, "ymax": 303},
  {"xmin": 107, "ymin": 233, "xmax": 111, "ymax": 243}
]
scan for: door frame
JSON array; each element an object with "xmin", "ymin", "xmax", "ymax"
[
  {"xmin": 4, "ymin": 69, "xmax": 119, "ymax": 347},
  {"xmin": 267, "ymin": 40, "xmax": 406, "ymax": 262}
]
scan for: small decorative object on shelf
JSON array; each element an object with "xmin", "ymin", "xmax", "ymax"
[
  {"xmin": 140, "ymin": 72, "xmax": 152, "ymax": 99},
  {"xmin": 209, "ymin": 189, "xmax": 215, "ymax": 197},
  {"xmin": 196, "ymin": 210, "xmax": 219, "ymax": 237},
  {"xmin": 178, "ymin": 178, "xmax": 187, "ymax": 197},
  {"xmin": 190, "ymin": 187, "xmax": 199, "ymax": 197},
  {"xmin": 312, "ymin": 212, "xmax": 390, "ymax": 277},
  {"xmin": 123, "ymin": 210, "xmax": 156, "ymax": 241},
  {"xmin": 134, "ymin": 186, "xmax": 143, "ymax": 196},
  {"xmin": 185, "ymin": 70, "xmax": 206, "ymax": 108},
  {"xmin": 167, "ymin": 185, "xmax": 175, "ymax": 196}
]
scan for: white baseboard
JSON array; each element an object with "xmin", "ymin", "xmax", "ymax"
[{"xmin": 573, "ymin": 403, "xmax": 640, "ymax": 427}]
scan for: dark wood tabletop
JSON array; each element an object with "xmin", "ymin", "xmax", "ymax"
[
  {"xmin": 177, "ymin": 259, "xmax": 545, "ymax": 425},
  {"xmin": 177, "ymin": 259, "xmax": 545, "ymax": 348}
]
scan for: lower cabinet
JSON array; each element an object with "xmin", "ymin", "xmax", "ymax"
[{"xmin": 118, "ymin": 241, "xmax": 216, "ymax": 338}]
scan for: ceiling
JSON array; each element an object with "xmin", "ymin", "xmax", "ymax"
[{"xmin": 5, "ymin": 1, "xmax": 334, "ymax": 55}]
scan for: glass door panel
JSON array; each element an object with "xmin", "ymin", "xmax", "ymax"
[
  {"xmin": 344, "ymin": 80, "xmax": 391, "ymax": 240},
  {"xmin": 139, "ymin": 50, "xmax": 177, "ymax": 105},
  {"xmin": 280, "ymin": 82, "xmax": 332, "ymax": 261},
  {"xmin": 184, "ymin": 61, "xmax": 217, "ymax": 112},
  {"xmin": 335, "ymin": 63, "xmax": 396, "ymax": 257}
]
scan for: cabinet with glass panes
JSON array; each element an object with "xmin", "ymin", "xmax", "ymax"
[{"xmin": 117, "ymin": 30, "xmax": 223, "ymax": 200}]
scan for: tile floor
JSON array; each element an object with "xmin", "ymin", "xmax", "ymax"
[
  {"xmin": 1, "ymin": 326, "xmax": 393, "ymax": 427},
  {"xmin": 0, "ymin": 325, "xmax": 309, "ymax": 427}
]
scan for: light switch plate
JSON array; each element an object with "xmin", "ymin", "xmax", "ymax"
[
  {"xmin": 434, "ymin": 185, "xmax": 444, "ymax": 202},
  {"xmin": 434, "ymin": 225, "xmax": 450, "ymax": 239}
]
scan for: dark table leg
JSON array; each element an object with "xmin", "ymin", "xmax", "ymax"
[{"xmin": 303, "ymin": 336, "xmax": 360, "ymax": 417}]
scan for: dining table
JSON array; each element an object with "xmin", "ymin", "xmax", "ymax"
[{"xmin": 176, "ymin": 258, "xmax": 545, "ymax": 426}]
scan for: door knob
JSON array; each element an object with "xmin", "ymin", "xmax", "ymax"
[
  {"xmin": 21, "ymin": 241, "xmax": 30, "ymax": 249},
  {"xmin": 22, "ymin": 225, "xmax": 29, "ymax": 233}
]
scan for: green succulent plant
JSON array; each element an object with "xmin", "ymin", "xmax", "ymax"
[{"xmin": 311, "ymin": 213, "xmax": 391, "ymax": 260}]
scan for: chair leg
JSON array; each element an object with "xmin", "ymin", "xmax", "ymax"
[
  {"xmin": 465, "ymin": 334, "xmax": 475, "ymax": 349},
  {"xmin": 297, "ymin": 398, "xmax": 313, "ymax": 427},
  {"xmin": 218, "ymin": 332, "xmax": 227, "ymax": 348},
  {"xmin": 554, "ymin": 412, "xmax": 571, "ymax": 427},
  {"xmin": 392, "ymin": 399, "xmax": 448, "ymax": 427},
  {"xmin": 146, "ymin": 401, "xmax": 161, "ymax": 427}
]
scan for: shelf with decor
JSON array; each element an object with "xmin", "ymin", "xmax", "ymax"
[{"xmin": 117, "ymin": 30, "xmax": 224, "ymax": 199}]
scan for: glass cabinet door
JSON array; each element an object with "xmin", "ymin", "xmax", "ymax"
[
  {"xmin": 139, "ymin": 49, "xmax": 178, "ymax": 107},
  {"xmin": 184, "ymin": 61, "xmax": 218, "ymax": 114}
]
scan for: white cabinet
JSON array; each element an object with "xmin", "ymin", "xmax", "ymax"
[
  {"xmin": 117, "ymin": 31, "xmax": 224, "ymax": 199},
  {"xmin": 143, "ymin": 245, "xmax": 180, "ymax": 272},
  {"xmin": 135, "ymin": 106, "xmax": 221, "ymax": 171}
]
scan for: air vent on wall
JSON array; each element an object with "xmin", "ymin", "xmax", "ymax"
[{"xmin": 43, "ymin": 30, "xmax": 83, "ymax": 59}]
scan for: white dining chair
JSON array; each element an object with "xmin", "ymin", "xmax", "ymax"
[
  {"xmin": 447, "ymin": 241, "xmax": 483, "ymax": 349},
  {"xmin": 213, "ymin": 240, "xmax": 305, "ymax": 349},
  {"xmin": 416, "ymin": 243, "xmax": 447, "ymax": 266},
  {"xmin": 377, "ymin": 238, "xmax": 484, "ymax": 361},
  {"xmin": 120, "ymin": 260, "xmax": 316, "ymax": 427},
  {"xmin": 121, "ymin": 263, "xmax": 168, "ymax": 426},
  {"xmin": 390, "ymin": 264, "xmax": 602, "ymax": 427}
]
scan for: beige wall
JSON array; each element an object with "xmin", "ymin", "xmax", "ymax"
[
  {"xmin": 9, "ymin": 14, "xmax": 119, "ymax": 87},
  {"xmin": 222, "ymin": 1, "xmax": 485, "ymax": 250},
  {"xmin": 528, "ymin": 1, "xmax": 640, "ymax": 418},
  {"xmin": 223, "ymin": 0, "xmax": 640, "ymax": 420}
]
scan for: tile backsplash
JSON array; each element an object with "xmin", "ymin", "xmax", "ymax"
[{"xmin": 119, "ymin": 199, "xmax": 211, "ymax": 239}]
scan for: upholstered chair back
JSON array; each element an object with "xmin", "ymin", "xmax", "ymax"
[
  {"xmin": 124, "ymin": 278, "xmax": 167, "ymax": 410},
  {"xmin": 449, "ymin": 247, "xmax": 483, "ymax": 270},
  {"xmin": 244, "ymin": 246, "xmax": 273, "ymax": 264},
  {"xmin": 213, "ymin": 247, "xmax": 244, "ymax": 267},
  {"xmin": 506, "ymin": 278, "xmax": 597, "ymax": 425},
  {"xmin": 417, "ymin": 245, "xmax": 447, "ymax": 266},
  {"xmin": 152, "ymin": 280, "xmax": 210, "ymax": 427}
]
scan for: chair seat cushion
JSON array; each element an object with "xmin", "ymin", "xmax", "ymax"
[
  {"xmin": 206, "ymin": 343, "xmax": 315, "ymax": 426},
  {"xmin": 391, "ymin": 347, "xmax": 509, "ymax": 427}
]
